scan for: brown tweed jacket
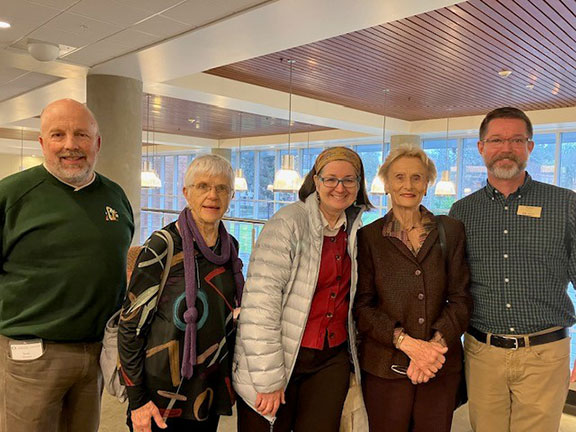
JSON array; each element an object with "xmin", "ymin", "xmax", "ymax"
[{"xmin": 353, "ymin": 215, "xmax": 472, "ymax": 379}]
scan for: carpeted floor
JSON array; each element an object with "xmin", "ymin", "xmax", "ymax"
[{"xmin": 99, "ymin": 392, "xmax": 576, "ymax": 432}]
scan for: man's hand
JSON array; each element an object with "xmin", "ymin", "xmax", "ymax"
[
  {"xmin": 130, "ymin": 401, "xmax": 167, "ymax": 432},
  {"xmin": 255, "ymin": 389, "xmax": 286, "ymax": 417},
  {"xmin": 571, "ymin": 358, "xmax": 576, "ymax": 383}
]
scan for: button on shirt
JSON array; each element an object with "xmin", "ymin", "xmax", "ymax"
[
  {"xmin": 449, "ymin": 173, "xmax": 576, "ymax": 334},
  {"xmin": 301, "ymin": 214, "xmax": 351, "ymax": 350}
]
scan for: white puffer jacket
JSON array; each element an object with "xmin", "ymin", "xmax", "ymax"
[{"xmin": 233, "ymin": 194, "xmax": 365, "ymax": 422}]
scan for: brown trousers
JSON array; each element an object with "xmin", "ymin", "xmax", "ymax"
[
  {"xmin": 237, "ymin": 342, "xmax": 351, "ymax": 432},
  {"xmin": 0, "ymin": 334, "xmax": 103, "ymax": 432},
  {"xmin": 362, "ymin": 370, "xmax": 461, "ymax": 432}
]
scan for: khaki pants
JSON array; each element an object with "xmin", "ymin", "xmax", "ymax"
[
  {"xmin": 0, "ymin": 334, "xmax": 103, "ymax": 432},
  {"xmin": 464, "ymin": 332, "xmax": 570, "ymax": 432}
]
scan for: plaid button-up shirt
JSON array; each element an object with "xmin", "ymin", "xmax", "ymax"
[{"xmin": 449, "ymin": 173, "xmax": 576, "ymax": 334}]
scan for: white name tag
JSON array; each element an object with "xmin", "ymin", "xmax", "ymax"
[
  {"xmin": 517, "ymin": 205, "xmax": 542, "ymax": 218},
  {"xmin": 9, "ymin": 339, "xmax": 44, "ymax": 361}
]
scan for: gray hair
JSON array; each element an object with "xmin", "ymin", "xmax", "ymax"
[
  {"xmin": 379, "ymin": 145, "xmax": 437, "ymax": 186},
  {"xmin": 184, "ymin": 154, "xmax": 234, "ymax": 189}
]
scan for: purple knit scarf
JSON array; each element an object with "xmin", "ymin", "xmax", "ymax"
[{"xmin": 178, "ymin": 209, "xmax": 244, "ymax": 379}]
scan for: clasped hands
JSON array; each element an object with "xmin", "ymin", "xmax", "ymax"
[{"xmin": 399, "ymin": 334, "xmax": 448, "ymax": 385}]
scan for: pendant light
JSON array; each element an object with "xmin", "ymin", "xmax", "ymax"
[
  {"xmin": 141, "ymin": 94, "xmax": 162, "ymax": 189},
  {"xmin": 370, "ymin": 89, "xmax": 389, "ymax": 194},
  {"xmin": 434, "ymin": 117, "xmax": 456, "ymax": 196},
  {"xmin": 273, "ymin": 59, "xmax": 302, "ymax": 192},
  {"xmin": 234, "ymin": 113, "xmax": 248, "ymax": 192}
]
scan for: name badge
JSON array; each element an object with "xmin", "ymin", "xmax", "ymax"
[
  {"xmin": 517, "ymin": 205, "xmax": 542, "ymax": 218},
  {"xmin": 9, "ymin": 339, "xmax": 44, "ymax": 361}
]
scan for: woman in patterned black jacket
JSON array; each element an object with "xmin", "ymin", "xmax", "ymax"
[{"xmin": 118, "ymin": 154, "xmax": 244, "ymax": 432}]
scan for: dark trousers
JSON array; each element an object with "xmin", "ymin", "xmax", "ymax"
[
  {"xmin": 362, "ymin": 370, "xmax": 461, "ymax": 432},
  {"xmin": 126, "ymin": 413, "xmax": 219, "ymax": 432},
  {"xmin": 237, "ymin": 342, "xmax": 351, "ymax": 432}
]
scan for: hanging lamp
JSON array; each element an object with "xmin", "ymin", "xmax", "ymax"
[
  {"xmin": 434, "ymin": 117, "xmax": 457, "ymax": 196},
  {"xmin": 370, "ymin": 89, "xmax": 389, "ymax": 194},
  {"xmin": 273, "ymin": 59, "xmax": 302, "ymax": 192},
  {"xmin": 234, "ymin": 113, "xmax": 248, "ymax": 192},
  {"xmin": 141, "ymin": 94, "xmax": 162, "ymax": 188}
]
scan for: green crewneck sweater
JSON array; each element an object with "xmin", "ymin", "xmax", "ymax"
[{"xmin": 0, "ymin": 165, "xmax": 134, "ymax": 342}]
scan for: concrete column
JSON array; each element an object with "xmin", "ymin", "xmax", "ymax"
[
  {"xmin": 212, "ymin": 148, "xmax": 232, "ymax": 162},
  {"xmin": 390, "ymin": 134, "xmax": 421, "ymax": 149},
  {"xmin": 86, "ymin": 74, "xmax": 142, "ymax": 240}
]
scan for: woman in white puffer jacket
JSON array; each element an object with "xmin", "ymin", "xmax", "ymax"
[{"xmin": 233, "ymin": 147, "xmax": 372, "ymax": 432}]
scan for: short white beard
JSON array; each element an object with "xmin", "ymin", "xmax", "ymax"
[
  {"xmin": 487, "ymin": 160, "xmax": 526, "ymax": 180},
  {"xmin": 47, "ymin": 161, "xmax": 94, "ymax": 186}
]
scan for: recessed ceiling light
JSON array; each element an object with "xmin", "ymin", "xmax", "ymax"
[
  {"xmin": 526, "ymin": 84, "xmax": 534, "ymax": 90},
  {"xmin": 0, "ymin": 21, "xmax": 11, "ymax": 29},
  {"xmin": 498, "ymin": 69, "xmax": 512, "ymax": 78}
]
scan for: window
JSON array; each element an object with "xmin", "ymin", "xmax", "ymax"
[
  {"xmin": 142, "ymin": 129, "xmax": 576, "ymax": 367},
  {"xmin": 422, "ymin": 138, "xmax": 458, "ymax": 214},
  {"xmin": 528, "ymin": 133, "xmax": 556, "ymax": 184},
  {"xmin": 460, "ymin": 138, "xmax": 486, "ymax": 197}
]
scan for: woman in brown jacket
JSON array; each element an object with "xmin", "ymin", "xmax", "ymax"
[{"xmin": 353, "ymin": 145, "xmax": 472, "ymax": 432}]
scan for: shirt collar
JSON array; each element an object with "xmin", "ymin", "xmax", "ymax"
[
  {"xmin": 485, "ymin": 172, "xmax": 533, "ymax": 199},
  {"xmin": 43, "ymin": 163, "xmax": 96, "ymax": 191},
  {"xmin": 320, "ymin": 211, "xmax": 347, "ymax": 237},
  {"xmin": 382, "ymin": 205, "xmax": 435, "ymax": 237}
]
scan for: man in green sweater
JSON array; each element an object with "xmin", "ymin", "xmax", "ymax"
[{"xmin": 0, "ymin": 99, "xmax": 134, "ymax": 432}]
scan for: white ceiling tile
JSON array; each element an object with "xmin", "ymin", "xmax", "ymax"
[
  {"xmin": 0, "ymin": 72, "xmax": 59, "ymax": 102},
  {"xmin": 132, "ymin": 14, "xmax": 191, "ymax": 38},
  {"xmin": 42, "ymin": 12, "xmax": 122, "ymax": 44},
  {"xmin": 62, "ymin": 40, "xmax": 131, "ymax": 66},
  {"xmin": 0, "ymin": 1, "xmax": 60, "ymax": 22},
  {"xmin": 101, "ymin": 29, "xmax": 159, "ymax": 50},
  {"xmin": 68, "ymin": 0, "xmax": 153, "ymax": 27},
  {"xmin": 0, "ymin": 67, "xmax": 28, "ymax": 85},
  {"xmin": 0, "ymin": 1, "xmax": 61, "ymax": 44},
  {"xmin": 26, "ymin": 0, "xmax": 81, "ymax": 10},
  {"xmin": 28, "ymin": 27, "xmax": 86, "ymax": 48},
  {"xmin": 161, "ymin": 0, "xmax": 268, "ymax": 27},
  {"xmin": 115, "ymin": 0, "xmax": 185, "ymax": 15}
]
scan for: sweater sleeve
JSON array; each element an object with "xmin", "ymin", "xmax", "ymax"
[
  {"xmin": 430, "ymin": 218, "xmax": 472, "ymax": 346},
  {"xmin": 353, "ymin": 227, "xmax": 398, "ymax": 348},
  {"xmin": 237, "ymin": 216, "xmax": 294, "ymax": 394},
  {"xmin": 118, "ymin": 231, "xmax": 168, "ymax": 410}
]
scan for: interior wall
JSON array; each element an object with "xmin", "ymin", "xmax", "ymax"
[{"xmin": 0, "ymin": 155, "xmax": 43, "ymax": 180}]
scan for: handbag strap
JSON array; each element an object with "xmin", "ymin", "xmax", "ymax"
[
  {"xmin": 153, "ymin": 229, "xmax": 174, "ymax": 313},
  {"xmin": 436, "ymin": 216, "xmax": 448, "ymax": 275},
  {"xmin": 133, "ymin": 229, "xmax": 174, "ymax": 336}
]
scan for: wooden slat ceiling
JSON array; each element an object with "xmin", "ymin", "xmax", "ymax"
[
  {"xmin": 143, "ymin": 94, "xmax": 330, "ymax": 140},
  {"xmin": 207, "ymin": 0, "xmax": 576, "ymax": 121}
]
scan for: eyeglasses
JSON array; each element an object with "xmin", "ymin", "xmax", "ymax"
[
  {"xmin": 482, "ymin": 137, "xmax": 531, "ymax": 146},
  {"xmin": 317, "ymin": 175, "xmax": 359, "ymax": 189},
  {"xmin": 189, "ymin": 182, "xmax": 232, "ymax": 196}
]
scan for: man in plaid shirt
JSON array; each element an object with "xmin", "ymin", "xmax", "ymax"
[{"xmin": 450, "ymin": 107, "xmax": 576, "ymax": 432}]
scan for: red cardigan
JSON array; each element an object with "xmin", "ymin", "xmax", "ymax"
[{"xmin": 353, "ymin": 215, "xmax": 472, "ymax": 379}]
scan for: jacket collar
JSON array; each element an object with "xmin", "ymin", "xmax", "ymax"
[{"xmin": 304, "ymin": 193, "xmax": 365, "ymax": 237}]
